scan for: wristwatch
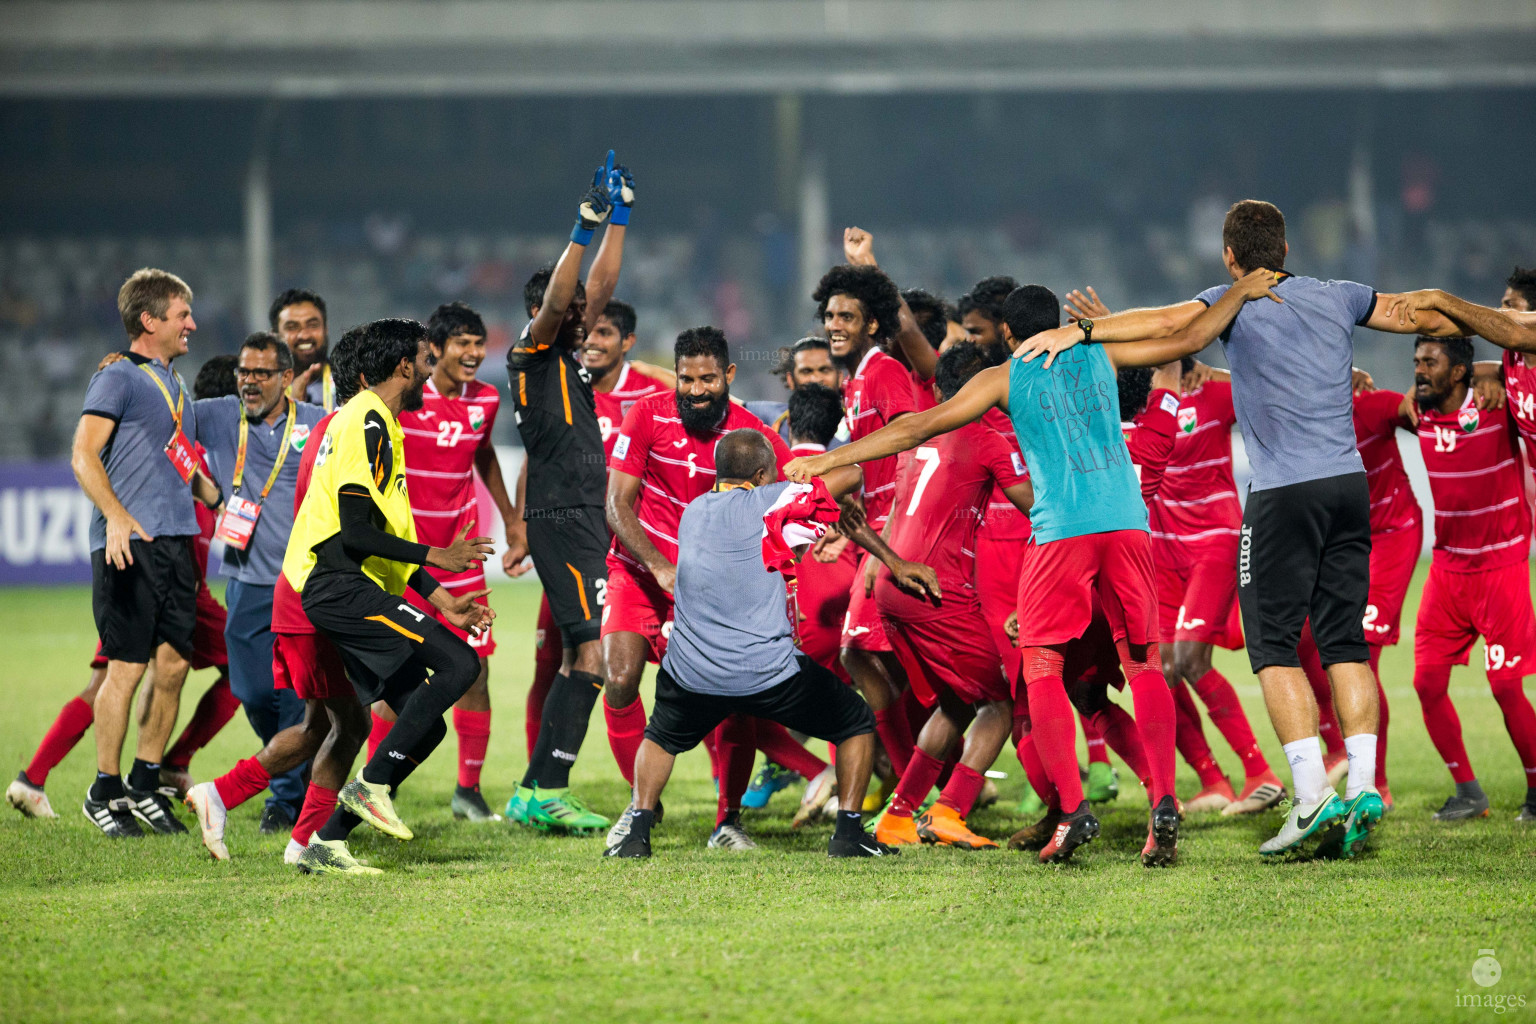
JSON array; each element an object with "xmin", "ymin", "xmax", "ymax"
[{"xmin": 1078, "ymin": 318, "xmax": 1094, "ymax": 343}]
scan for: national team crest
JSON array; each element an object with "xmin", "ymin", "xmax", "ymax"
[
  {"xmin": 1177, "ymin": 407, "xmax": 1198, "ymax": 434},
  {"xmin": 467, "ymin": 406, "xmax": 485, "ymax": 430},
  {"xmin": 291, "ymin": 423, "xmax": 311, "ymax": 451},
  {"xmin": 1458, "ymin": 407, "xmax": 1479, "ymax": 433}
]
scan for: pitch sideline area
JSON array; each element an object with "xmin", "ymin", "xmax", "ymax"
[{"xmin": 3, "ymin": 576, "xmax": 1533, "ymax": 1022}]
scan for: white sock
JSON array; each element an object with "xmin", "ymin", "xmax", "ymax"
[
  {"xmin": 1343, "ymin": 733, "xmax": 1378, "ymax": 800},
  {"xmin": 1282, "ymin": 736, "xmax": 1330, "ymax": 806}
]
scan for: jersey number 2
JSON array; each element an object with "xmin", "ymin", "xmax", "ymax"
[{"xmin": 905, "ymin": 447, "xmax": 940, "ymax": 515}]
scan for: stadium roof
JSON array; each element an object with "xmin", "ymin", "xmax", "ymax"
[{"xmin": 4, "ymin": 0, "xmax": 1536, "ymax": 97}]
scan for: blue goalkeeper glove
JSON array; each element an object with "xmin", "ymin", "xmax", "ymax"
[
  {"xmin": 571, "ymin": 172, "xmax": 612, "ymax": 246},
  {"xmin": 606, "ymin": 153, "xmax": 636, "ymax": 226}
]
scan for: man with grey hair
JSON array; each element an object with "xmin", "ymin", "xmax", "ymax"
[{"xmin": 605, "ymin": 429, "xmax": 894, "ymax": 860}]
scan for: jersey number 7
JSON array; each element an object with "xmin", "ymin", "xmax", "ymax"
[{"xmin": 905, "ymin": 447, "xmax": 941, "ymax": 515}]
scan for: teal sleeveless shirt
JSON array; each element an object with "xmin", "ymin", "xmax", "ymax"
[{"xmin": 1007, "ymin": 345, "xmax": 1148, "ymax": 543}]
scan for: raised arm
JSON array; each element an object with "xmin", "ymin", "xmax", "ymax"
[
  {"xmin": 526, "ymin": 176, "xmax": 612, "ymax": 350},
  {"xmin": 844, "ymin": 226, "xmax": 937, "ymax": 382},
  {"xmin": 783, "ymin": 363, "xmax": 1009, "ymax": 482}
]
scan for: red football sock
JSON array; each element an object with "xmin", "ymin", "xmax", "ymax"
[
  {"xmin": 754, "ymin": 719, "xmax": 827, "ymax": 781},
  {"xmin": 892, "ymin": 747, "xmax": 945, "ymax": 817},
  {"xmin": 527, "ymin": 649, "xmax": 560, "ymax": 759},
  {"xmin": 213, "ymin": 756, "xmax": 271, "ymax": 811},
  {"xmin": 452, "ymin": 708, "xmax": 491, "ymax": 789},
  {"xmin": 366, "ymin": 711, "xmax": 393, "ymax": 763},
  {"xmin": 1126, "ymin": 670, "xmax": 1177, "ymax": 804},
  {"xmin": 1081, "ymin": 711, "xmax": 1109, "ymax": 765},
  {"xmin": 702, "ymin": 728, "xmax": 720, "ymax": 782},
  {"xmin": 603, "ymin": 695, "xmax": 648, "ymax": 785},
  {"xmin": 1298, "ymin": 625, "xmax": 1344, "ymax": 756},
  {"xmin": 938, "ymin": 763, "xmax": 985, "ymax": 817},
  {"xmin": 1022, "ymin": 648, "xmax": 1084, "ymax": 811},
  {"xmin": 873, "ymin": 705, "xmax": 916, "ymax": 777},
  {"xmin": 1490, "ymin": 672, "xmax": 1536, "ymax": 780},
  {"xmin": 1173, "ymin": 681, "xmax": 1225, "ymax": 786},
  {"xmin": 1191, "ymin": 668, "xmax": 1269, "ymax": 778},
  {"xmin": 1092, "ymin": 703, "xmax": 1150, "ymax": 789},
  {"xmin": 164, "ymin": 674, "xmax": 241, "ymax": 769},
  {"xmin": 935, "ymin": 754, "xmax": 958, "ymax": 792},
  {"xmin": 25, "ymin": 696, "xmax": 94, "ymax": 786},
  {"xmin": 714, "ymin": 715, "xmax": 757, "ymax": 825},
  {"xmin": 1369, "ymin": 645, "xmax": 1390, "ymax": 788},
  {"xmin": 291, "ymin": 783, "xmax": 338, "ymax": 847},
  {"xmin": 1414, "ymin": 663, "xmax": 1474, "ymax": 783}
]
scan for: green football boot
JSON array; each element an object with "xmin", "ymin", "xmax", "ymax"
[
  {"xmin": 1018, "ymin": 782, "xmax": 1048, "ymax": 818},
  {"xmin": 1258, "ymin": 792, "xmax": 1345, "ymax": 859},
  {"xmin": 504, "ymin": 785, "xmax": 533, "ymax": 826},
  {"xmin": 1318, "ymin": 790, "xmax": 1384, "ymax": 860},
  {"xmin": 1086, "ymin": 762, "xmax": 1120, "ymax": 804},
  {"xmin": 524, "ymin": 788, "xmax": 610, "ymax": 835}
]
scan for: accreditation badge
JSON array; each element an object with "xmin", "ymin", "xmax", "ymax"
[{"xmin": 214, "ymin": 495, "xmax": 262, "ymax": 550}]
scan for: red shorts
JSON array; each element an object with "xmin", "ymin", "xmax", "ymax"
[
  {"xmin": 793, "ymin": 547, "xmax": 857, "ymax": 678},
  {"xmin": 1015, "ymin": 530, "xmax": 1159, "ymax": 648},
  {"xmin": 1414, "ymin": 560, "xmax": 1536, "ymax": 672},
  {"xmin": 273, "ymin": 631, "xmax": 352, "ymax": 701},
  {"xmin": 879, "ymin": 595, "xmax": 1008, "ymax": 704},
  {"xmin": 840, "ymin": 552, "xmax": 891, "ymax": 652},
  {"xmin": 90, "ymin": 579, "xmax": 227, "ymax": 671},
  {"xmin": 405, "ymin": 580, "xmax": 496, "ymax": 657},
  {"xmin": 600, "ymin": 559, "xmax": 674, "ymax": 661},
  {"xmin": 1155, "ymin": 546, "xmax": 1243, "ymax": 649},
  {"xmin": 976, "ymin": 530, "xmax": 1027, "ymax": 688},
  {"xmin": 1362, "ymin": 521, "xmax": 1422, "ymax": 648}
]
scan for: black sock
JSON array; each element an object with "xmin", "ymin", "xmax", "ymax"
[
  {"xmin": 628, "ymin": 808, "xmax": 656, "ymax": 842},
  {"xmin": 1456, "ymin": 778, "xmax": 1486, "ymax": 802},
  {"xmin": 522, "ymin": 671, "xmax": 602, "ymax": 789},
  {"xmin": 316, "ymin": 806, "xmax": 363, "ymax": 843},
  {"xmin": 362, "ymin": 649, "xmax": 476, "ymax": 786},
  {"xmin": 128, "ymin": 758, "xmax": 160, "ymax": 792},
  {"xmin": 834, "ymin": 809, "xmax": 864, "ymax": 840},
  {"xmin": 90, "ymin": 772, "xmax": 124, "ymax": 802},
  {"xmin": 1525, "ymin": 786, "xmax": 1536, "ymax": 809},
  {"xmin": 720, "ymin": 808, "xmax": 742, "ymax": 830},
  {"xmin": 383, "ymin": 716, "xmax": 447, "ymax": 792}
]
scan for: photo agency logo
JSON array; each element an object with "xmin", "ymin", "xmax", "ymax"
[{"xmin": 1456, "ymin": 949, "xmax": 1527, "ymax": 1013}]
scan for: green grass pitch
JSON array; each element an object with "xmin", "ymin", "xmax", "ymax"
[{"xmin": 3, "ymin": 571, "xmax": 1534, "ymax": 1022}]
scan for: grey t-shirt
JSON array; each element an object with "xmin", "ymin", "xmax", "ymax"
[
  {"xmin": 661, "ymin": 481, "xmax": 802, "ymax": 696},
  {"xmin": 194, "ymin": 395, "xmax": 327, "ymax": 585},
  {"xmin": 80, "ymin": 352, "xmax": 199, "ymax": 550},
  {"xmin": 1196, "ymin": 274, "xmax": 1377, "ymax": 492}
]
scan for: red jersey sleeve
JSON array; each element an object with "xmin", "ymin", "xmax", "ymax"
[
  {"xmin": 1130, "ymin": 389, "xmax": 1180, "ymax": 502},
  {"xmin": 608, "ymin": 399, "xmax": 654, "ymax": 478},
  {"xmin": 976, "ymin": 425, "xmax": 1029, "ymax": 490},
  {"xmin": 1209, "ymin": 380, "xmax": 1237, "ymax": 427},
  {"xmin": 1353, "ymin": 388, "xmax": 1409, "ymax": 438},
  {"xmin": 871, "ymin": 359, "xmax": 920, "ymax": 423}
]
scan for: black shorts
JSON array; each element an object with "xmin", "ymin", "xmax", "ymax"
[
  {"xmin": 91, "ymin": 537, "xmax": 198, "ymax": 663},
  {"xmin": 645, "ymin": 656, "xmax": 876, "ymax": 756},
  {"xmin": 525, "ymin": 504, "xmax": 607, "ymax": 648},
  {"xmin": 301, "ymin": 571, "xmax": 476, "ymax": 708},
  {"xmin": 1238, "ymin": 472, "xmax": 1371, "ymax": 672}
]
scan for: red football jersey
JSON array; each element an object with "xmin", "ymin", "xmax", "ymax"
[
  {"xmin": 1124, "ymin": 389, "xmax": 1181, "ymax": 506},
  {"xmin": 272, "ymin": 409, "xmax": 338, "ymax": 635},
  {"xmin": 882, "ymin": 420, "xmax": 1027, "ymax": 617},
  {"xmin": 594, "ymin": 362, "xmax": 671, "ymax": 459},
  {"xmin": 980, "ymin": 406, "xmax": 1032, "ymax": 542},
  {"xmin": 1418, "ymin": 392, "xmax": 1530, "ymax": 572},
  {"xmin": 608, "ymin": 393, "xmax": 792, "ymax": 578},
  {"xmin": 399, "ymin": 378, "xmax": 499, "ymax": 556},
  {"xmin": 1503, "ymin": 349, "xmax": 1536, "ymax": 479},
  {"xmin": 192, "ymin": 449, "xmax": 216, "ymax": 578},
  {"xmin": 1149, "ymin": 381, "xmax": 1241, "ymax": 556},
  {"xmin": 909, "ymin": 365, "xmax": 938, "ymax": 412},
  {"xmin": 842, "ymin": 347, "xmax": 919, "ymax": 529},
  {"xmin": 1352, "ymin": 388, "xmax": 1422, "ymax": 536}
]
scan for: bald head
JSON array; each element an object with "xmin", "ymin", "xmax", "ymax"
[{"xmin": 715, "ymin": 429, "xmax": 776, "ymax": 485}]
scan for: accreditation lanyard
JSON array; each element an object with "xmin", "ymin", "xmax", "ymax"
[
  {"xmin": 322, "ymin": 363, "xmax": 335, "ymax": 412},
  {"xmin": 139, "ymin": 363, "xmax": 197, "ymax": 483},
  {"xmin": 215, "ymin": 399, "xmax": 296, "ymax": 551}
]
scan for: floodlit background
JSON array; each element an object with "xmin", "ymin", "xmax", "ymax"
[{"xmin": 2, "ymin": 0, "xmax": 1534, "ymax": 574}]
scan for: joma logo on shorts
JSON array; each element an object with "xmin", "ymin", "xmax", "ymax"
[{"xmin": 1238, "ymin": 525, "xmax": 1252, "ymax": 587}]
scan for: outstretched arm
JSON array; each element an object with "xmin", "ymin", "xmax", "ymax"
[
  {"xmin": 783, "ymin": 363, "xmax": 1008, "ymax": 482},
  {"xmin": 524, "ymin": 177, "xmax": 612, "ymax": 351},
  {"xmin": 1378, "ymin": 291, "xmax": 1536, "ymax": 351}
]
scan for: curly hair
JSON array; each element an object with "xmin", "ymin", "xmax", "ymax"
[
  {"xmin": 813, "ymin": 265, "xmax": 901, "ymax": 343},
  {"xmin": 957, "ymin": 275, "xmax": 1018, "ymax": 325},
  {"xmin": 902, "ymin": 288, "xmax": 954, "ymax": 350},
  {"xmin": 1507, "ymin": 266, "xmax": 1536, "ymax": 310}
]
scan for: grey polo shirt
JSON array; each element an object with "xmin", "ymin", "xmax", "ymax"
[
  {"xmin": 80, "ymin": 352, "xmax": 199, "ymax": 550},
  {"xmin": 194, "ymin": 394, "xmax": 327, "ymax": 585},
  {"xmin": 661, "ymin": 482, "xmax": 802, "ymax": 697},
  {"xmin": 1196, "ymin": 274, "xmax": 1377, "ymax": 492}
]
